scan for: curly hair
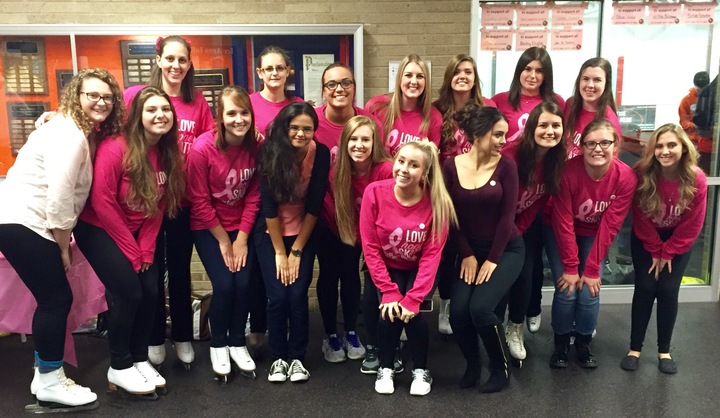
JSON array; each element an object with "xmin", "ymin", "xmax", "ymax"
[
  {"xmin": 435, "ymin": 54, "xmax": 486, "ymax": 154},
  {"xmin": 516, "ymin": 102, "xmax": 566, "ymax": 195},
  {"xmin": 148, "ymin": 35, "xmax": 195, "ymax": 103},
  {"xmin": 258, "ymin": 102, "xmax": 318, "ymax": 204},
  {"xmin": 214, "ymin": 86, "xmax": 257, "ymax": 152},
  {"xmin": 334, "ymin": 116, "xmax": 390, "ymax": 246},
  {"xmin": 508, "ymin": 47, "xmax": 560, "ymax": 111},
  {"xmin": 123, "ymin": 86, "xmax": 185, "ymax": 218},
  {"xmin": 59, "ymin": 68, "xmax": 124, "ymax": 140},
  {"xmin": 564, "ymin": 57, "xmax": 617, "ymax": 144},
  {"xmin": 634, "ymin": 123, "xmax": 699, "ymax": 219}
]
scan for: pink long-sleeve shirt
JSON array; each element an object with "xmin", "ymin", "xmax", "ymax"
[
  {"xmin": 501, "ymin": 140, "xmax": 549, "ymax": 235},
  {"xmin": 186, "ymin": 130, "xmax": 261, "ymax": 233},
  {"xmin": 551, "ymin": 156, "xmax": 636, "ymax": 279},
  {"xmin": 435, "ymin": 97, "xmax": 497, "ymax": 163},
  {"xmin": 632, "ymin": 168, "xmax": 707, "ymax": 260},
  {"xmin": 564, "ymin": 105, "xmax": 623, "ymax": 160},
  {"xmin": 79, "ymin": 136, "xmax": 166, "ymax": 271},
  {"xmin": 249, "ymin": 92, "xmax": 304, "ymax": 140},
  {"xmin": 359, "ymin": 179, "xmax": 447, "ymax": 313},
  {"xmin": 491, "ymin": 92, "xmax": 566, "ymax": 142},
  {"xmin": 314, "ymin": 104, "xmax": 383, "ymax": 165},
  {"xmin": 365, "ymin": 94, "xmax": 442, "ymax": 156}
]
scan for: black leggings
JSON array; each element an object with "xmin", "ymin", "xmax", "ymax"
[
  {"xmin": 451, "ymin": 237, "xmax": 525, "ymax": 331},
  {"xmin": 316, "ymin": 223, "xmax": 362, "ymax": 335},
  {"xmin": 436, "ymin": 243, "xmax": 457, "ymax": 300},
  {"xmin": 629, "ymin": 231, "xmax": 692, "ymax": 354},
  {"xmin": 362, "ymin": 269, "xmax": 379, "ymax": 347},
  {"xmin": 247, "ymin": 253, "xmax": 267, "ymax": 334},
  {"xmin": 150, "ymin": 208, "xmax": 193, "ymax": 345},
  {"xmin": 75, "ymin": 221, "xmax": 158, "ymax": 370},
  {"xmin": 376, "ymin": 269, "xmax": 429, "ymax": 370},
  {"xmin": 0, "ymin": 224, "xmax": 72, "ymax": 362}
]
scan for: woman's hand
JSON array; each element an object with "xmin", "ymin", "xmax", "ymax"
[
  {"xmin": 398, "ymin": 303, "xmax": 417, "ymax": 323},
  {"xmin": 579, "ymin": 275, "xmax": 601, "ymax": 297},
  {"xmin": 59, "ymin": 246, "xmax": 72, "ymax": 273},
  {"xmin": 219, "ymin": 240, "xmax": 234, "ymax": 271},
  {"xmin": 557, "ymin": 272, "xmax": 580, "ymax": 295},
  {"xmin": 649, "ymin": 257, "xmax": 673, "ymax": 280},
  {"xmin": 231, "ymin": 238, "xmax": 248, "ymax": 272},
  {"xmin": 139, "ymin": 262, "xmax": 152, "ymax": 273},
  {"xmin": 475, "ymin": 260, "xmax": 497, "ymax": 285},
  {"xmin": 460, "ymin": 255, "xmax": 478, "ymax": 284},
  {"xmin": 379, "ymin": 301, "xmax": 401, "ymax": 322},
  {"xmin": 285, "ymin": 253, "xmax": 301, "ymax": 285},
  {"xmin": 275, "ymin": 253, "xmax": 289, "ymax": 284}
]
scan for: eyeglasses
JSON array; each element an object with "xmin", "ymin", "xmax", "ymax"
[
  {"xmin": 289, "ymin": 125, "xmax": 314, "ymax": 135},
  {"xmin": 80, "ymin": 91, "xmax": 116, "ymax": 104},
  {"xmin": 260, "ymin": 65, "xmax": 287, "ymax": 74},
  {"xmin": 323, "ymin": 79, "xmax": 355, "ymax": 90},
  {"xmin": 582, "ymin": 140, "xmax": 614, "ymax": 150}
]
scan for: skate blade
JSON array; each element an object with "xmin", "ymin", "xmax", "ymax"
[
  {"xmin": 25, "ymin": 401, "xmax": 99, "ymax": 414},
  {"xmin": 156, "ymin": 386, "xmax": 168, "ymax": 396},
  {"xmin": 108, "ymin": 383, "xmax": 159, "ymax": 401},
  {"xmin": 237, "ymin": 370, "xmax": 257, "ymax": 380},
  {"xmin": 213, "ymin": 374, "xmax": 230, "ymax": 384}
]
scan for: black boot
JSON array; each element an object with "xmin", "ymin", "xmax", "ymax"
[
  {"xmin": 574, "ymin": 333, "xmax": 598, "ymax": 368},
  {"xmin": 549, "ymin": 333, "xmax": 571, "ymax": 368},
  {"xmin": 478, "ymin": 324, "xmax": 510, "ymax": 393},
  {"xmin": 453, "ymin": 325, "xmax": 481, "ymax": 388}
]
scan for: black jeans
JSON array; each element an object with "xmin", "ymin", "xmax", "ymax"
[
  {"xmin": 316, "ymin": 222, "xmax": 362, "ymax": 335},
  {"xmin": 376, "ymin": 268, "xmax": 429, "ymax": 370},
  {"xmin": 0, "ymin": 224, "xmax": 72, "ymax": 363},
  {"xmin": 75, "ymin": 221, "xmax": 158, "ymax": 370},
  {"xmin": 150, "ymin": 208, "xmax": 194, "ymax": 345},
  {"xmin": 630, "ymin": 231, "xmax": 692, "ymax": 353}
]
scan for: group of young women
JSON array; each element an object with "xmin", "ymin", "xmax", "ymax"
[{"xmin": 0, "ymin": 40, "xmax": 708, "ymax": 411}]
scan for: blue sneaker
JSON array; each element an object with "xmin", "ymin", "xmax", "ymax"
[{"xmin": 322, "ymin": 334, "xmax": 347, "ymax": 363}]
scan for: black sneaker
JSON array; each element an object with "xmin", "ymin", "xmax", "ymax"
[{"xmin": 360, "ymin": 345, "xmax": 379, "ymax": 374}]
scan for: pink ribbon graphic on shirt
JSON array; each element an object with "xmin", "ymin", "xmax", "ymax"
[
  {"xmin": 382, "ymin": 227, "xmax": 403, "ymax": 253},
  {"xmin": 212, "ymin": 169, "xmax": 239, "ymax": 203}
]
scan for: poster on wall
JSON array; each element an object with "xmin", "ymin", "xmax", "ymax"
[
  {"xmin": 481, "ymin": 3, "xmax": 515, "ymax": 27},
  {"xmin": 612, "ymin": 3, "xmax": 646, "ymax": 25},
  {"xmin": 551, "ymin": 29, "xmax": 583, "ymax": 51},
  {"xmin": 480, "ymin": 29, "xmax": 513, "ymax": 51},
  {"xmin": 516, "ymin": 5, "xmax": 550, "ymax": 27},
  {"xmin": 302, "ymin": 54, "xmax": 335, "ymax": 106},
  {"xmin": 517, "ymin": 30, "xmax": 549, "ymax": 50},
  {"xmin": 648, "ymin": 3, "xmax": 681, "ymax": 25},
  {"xmin": 552, "ymin": 3, "xmax": 587, "ymax": 27},
  {"xmin": 682, "ymin": 2, "xmax": 717, "ymax": 25}
]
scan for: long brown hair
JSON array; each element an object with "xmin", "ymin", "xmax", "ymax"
[
  {"xmin": 516, "ymin": 102, "xmax": 566, "ymax": 195},
  {"xmin": 123, "ymin": 86, "xmax": 185, "ymax": 217},
  {"xmin": 435, "ymin": 54, "xmax": 485, "ymax": 154},
  {"xmin": 634, "ymin": 123, "xmax": 699, "ymax": 218},
  {"xmin": 59, "ymin": 68, "xmax": 124, "ymax": 140},
  {"xmin": 214, "ymin": 86, "xmax": 257, "ymax": 152},
  {"xmin": 335, "ymin": 116, "xmax": 390, "ymax": 245},
  {"xmin": 565, "ymin": 57, "xmax": 617, "ymax": 142}
]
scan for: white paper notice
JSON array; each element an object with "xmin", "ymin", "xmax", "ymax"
[{"xmin": 302, "ymin": 54, "xmax": 336, "ymax": 106}]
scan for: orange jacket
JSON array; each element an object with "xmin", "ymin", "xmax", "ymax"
[{"xmin": 679, "ymin": 88, "xmax": 701, "ymax": 144}]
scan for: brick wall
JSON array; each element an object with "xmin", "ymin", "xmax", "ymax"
[{"xmin": 0, "ymin": 0, "xmax": 472, "ymax": 307}]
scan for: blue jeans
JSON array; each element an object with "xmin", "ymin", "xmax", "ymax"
[
  {"xmin": 543, "ymin": 225, "xmax": 601, "ymax": 336},
  {"xmin": 253, "ymin": 230, "xmax": 317, "ymax": 362},
  {"xmin": 193, "ymin": 229, "xmax": 254, "ymax": 348}
]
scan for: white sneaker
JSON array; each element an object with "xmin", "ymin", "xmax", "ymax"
[
  {"xmin": 268, "ymin": 359, "xmax": 289, "ymax": 383},
  {"xmin": 174, "ymin": 341, "xmax": 194, "ymax": 364},
  {"xmin": 134, "ymin": 361, "xmax": 166, "ymax": 389},
  {"xmin": 438, "ymin": 299, "xmax": 452, "ymax": 335},
  {"xmin": 526, "ymin": 315, "xmax": 541, "ymax": 333},
  {"xmin": 288, "ymin": 359, "xmax": 310, "ymax": 382},
  {"xmin": 107, "ymin": 366, "xmax": 155, "ymax": 394},
  {"xmin": 505, "ymin": 321, "xmax": 527, "ymax": 360},
  {"xmin": 210, "ymin": 346, "xmax": 231, "ymax": 375},
  {"xmin": 375, "ymin": 367, "xmax": 395, "ymax": 394},
  {"xmin": 343, "ymin": 332, "xmax": 366, "ymax": 360},
  {"xmin": 322, "ymin": 334, "xmax": 347, "ymax": 363},
  {"xmin": 148, "ymin": 344, "xmax": 166, "ymax": 365},
  {"xmin": 36, "ymin": 368, "xmax": 97, "ymax": 406},
  {"xmin": 229, "ymin": 346, "xmax": 256, "ymax": 372},
  {"xmin": 409, "ymin": 368, "xmax": 433, "ymax": 396}
]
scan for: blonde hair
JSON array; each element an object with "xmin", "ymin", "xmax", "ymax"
[
  {"xmin": 370, "ymin": 54, "xmax": 433, "ymax": 144},
  {"xmin": 396, "ymin": 140, "xmax": 457, "ymax": 241},
  {"xmin": 634, "ymin": 123, "xmax": 699, "ymax": 218},
  {"xmin": 335, "ymin": 116, "xmax": 390, "ymax": 245},
  {"xmin": 59, "ymin": 68, "xmax": 124, "ymax": 140}
]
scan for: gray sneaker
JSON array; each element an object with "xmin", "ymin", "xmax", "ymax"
[{"xmin": 361, "ymin": 345, "xmax": 379, "ymax": 374}]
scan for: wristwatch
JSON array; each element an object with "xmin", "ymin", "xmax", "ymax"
[{"xmin": 291, "ymin": 248, "xmax": 303, "ymax": 257}]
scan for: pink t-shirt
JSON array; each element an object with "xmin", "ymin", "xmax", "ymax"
[
  {"xmin": 277, "ymin": 140, "xmax": 316, "ymax": 237},
  {"xmin": 124, "ymin": 85, "xmax": 214, "ymax": 157},
  {"xmin": 186, "ymin": 130, "xmax": 260, "ymax": 233},
  {"xmin": 501, "ymin": 140, "xmax": 548, "ymax": 235},
  {"xmin": 359, "ymin": 178, "xmax": 447, "ymax": 313},
  {"xmin": 550, "ymin": 156, "xmax": 636, "ymax": 278},
  {"xmin": 79, "ymin": 136, "xmax": 166, "ymax": 271},
  {"xmin": 321, "ymin": 160, "xmax": 394, "ymax": 237},
  {"xmin": 565, "ymin": 105, "xmax": 623, "ymax": 159},
  {"xmin": 314, "ymin": 104, "xmax": 383, "ymax": 165},
  {"xmin": 249, "ymin": 91, "xmax": 304, "ymax": 140},
  {"xmin": 491, "ymin": 91, "xmax": 566, "ymax": 142},
  {"xmin": 365, "ymin": 95, "xmax": 442, "ymax": 156},
  {"xmin": 632, "ymin": 168, "xmax": 707, "ymax": 259}
]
